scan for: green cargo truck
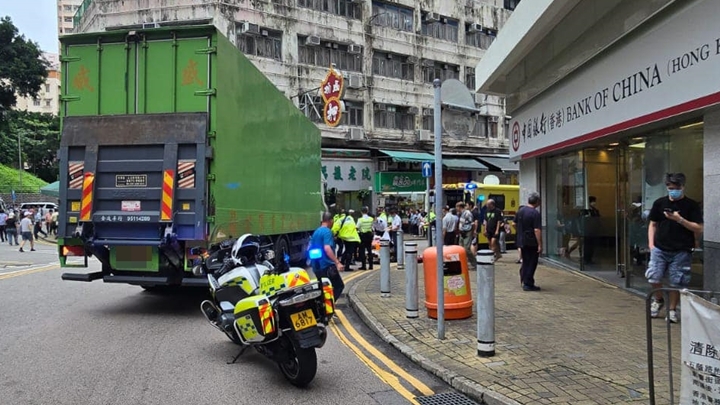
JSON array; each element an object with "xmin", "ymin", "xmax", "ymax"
[{"xmin": 58, "ymin": 25, "xmax": 323, "ymax": 287}]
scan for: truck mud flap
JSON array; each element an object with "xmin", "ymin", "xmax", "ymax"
[{"xmin": 61, "ymin": 271, "xmax": 104, "ymax": 282}]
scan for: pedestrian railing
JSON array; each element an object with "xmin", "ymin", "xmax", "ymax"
[{"xmin": 646, "ymin": 287, "xmax": 720, "ymax": 405}]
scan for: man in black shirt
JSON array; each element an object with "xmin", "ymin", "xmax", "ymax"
[
  {"xmin": 484, "ymin": 199, "xmax": 503, "ymax": 260},
  {"xmin": 646, "ymin": 173, "xmax": 703, "ymax": 323},
  {"xmin": 516, "ymin": 193, "xmax": 542, "ymax": 291}
]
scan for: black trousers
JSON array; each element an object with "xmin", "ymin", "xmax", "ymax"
[
  {"xmin": 336, "ymin": 238, "xmax": 344, "ymax": 257},
  {"xmin": 342, "ymin": 241, "xmax": 358, "ymax": 269},
  {"xmin": 315, "ymin": 265, "xmax": 344, "ymax": 301},
  {"xmin": 0, "ymin": 225, "xmax": 5, "ymax": 242},
  {"xmin": 359, "ymin": 232, "xmax": 374, "ymax": 269},
  {"xmin": 444, "ymin": 231, "xmax": 456, "ymax": 246},
  {"xmin": 520, "ymin": 246, "xmax": 540, "ymax": 287}
]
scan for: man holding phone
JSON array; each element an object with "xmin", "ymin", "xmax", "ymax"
[{"xmin": 646, "ymin": 173, "xmax": 703, "ymax": 323}]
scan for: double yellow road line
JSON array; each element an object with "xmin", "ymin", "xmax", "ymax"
[
  {"xmin": 331, "ymin": 270, "xmax": 434, "ymax": 404},
  {"xmin": 0, "ymin": 263, "xmax": 60, "ymax": 281}
]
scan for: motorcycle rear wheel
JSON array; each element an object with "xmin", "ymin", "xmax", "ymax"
[{"xmin": 278, "ymin": 344, "xmax": 317, "ymax": 387}]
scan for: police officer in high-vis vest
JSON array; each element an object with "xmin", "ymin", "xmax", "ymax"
[{"xmin": 356, "ymin": 206, "xmax": 374, "ymax": 270}]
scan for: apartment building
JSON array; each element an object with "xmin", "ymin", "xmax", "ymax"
[
  {"xmin": 14, "ymin": 53, "xmax": 61, "ymax": 115},
  {"xmin": 58, "ymin": 0, "xmax": 83, "ymax": 35},
  {"xmin": 72, "ymin": 0, "xmax": 520, "ymax": 208}
]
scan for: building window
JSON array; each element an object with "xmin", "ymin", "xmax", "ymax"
[
  {"xmin": 298, "ymin": 36, "xmax": 363, "ymax": 72},
  {"xmin": 64, "ymin": 5, "xmax": 72, "ymax": 11},
  {"xmin": 33, "ymin": 98, "xmax": 40, "ymax": 107},
  {"xmin": 237, "ymin": 27, "xmax": 282, "ymax": 61},
  {"xmin": 298, "ymin": 0, "xmax": 362, "ymax": 20},
  {"xmin": 488, "ymin": 119, "xmax": 498, "ymax": 138},
  {"xmin": 372, "ymin": 51, "xmax": 414, "ymax": 80},
  {"xmin": 504, "ymin": 0, "xmax": 521, "ymax": 11},
  {"xmin": 465, "ymin": 66, "xmax": 476, "ymax": 90},
  {"xmin": 371, "ymin": 1, "xmax": 414, "ymax": 32},
  {"xmin": 374, "ymin": 104, "xmax": 415, "ymax": 130},
  {"xmin": 465, "ymin": 27, "xmax": 496, "ymax": 50},
  {"xmin": 421, "ymin": 60, "xmax": 459, "ymax": 83},
  {"xmin": 64, "ymin": 17, "xmax": 73, "ymax": 23},
  {"xmin": 422, "ymin": 108, "xmax": 434, "ymax": 130},
  {"xmin": 44, "ymin": 84, "xmax": 50, "ymax": 93},
  {"xmin": 472, "ymin": 116, "xmax": 488, "ymax": 137},
  {"xmin": 421, "ymin": 13, "xmax": 459, "ymax": 42},
  {"xmin": 45, "ymin": 99, "xmax": 52, "ymax": 107},
  {"xmin": 341, "ymin": 100, "xmax": 364, "ymax": 127}
]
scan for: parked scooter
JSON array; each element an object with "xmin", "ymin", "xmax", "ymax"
[{"xmin": 193, "ymin": 234, "xmax": 335, "ymax": 387}]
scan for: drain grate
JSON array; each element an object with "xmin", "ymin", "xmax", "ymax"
[{"xmin": 416, "ymin": 392, "xmax": 481, "ymax": 405}]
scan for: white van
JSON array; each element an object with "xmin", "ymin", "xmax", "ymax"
[{"xmin": 20, "ymin": 202, "xmax": 58, "ymax": 216}]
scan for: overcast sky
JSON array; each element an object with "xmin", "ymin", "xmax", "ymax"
[{"xmin": 1, "ymin": 0, "xmax": 59, "ymax": 53}]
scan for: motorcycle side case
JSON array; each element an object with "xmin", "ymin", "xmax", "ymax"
[
  {"xmin": 258, "ymin": 267, "xmax": 312, "ymax": 296},
  {"xmin": 233, "ymin": 294, "xmax": 278, "ymax": 344},
  {"xmin": 217, "ymin": 266, "xmax": 262, "ymax": 301}
]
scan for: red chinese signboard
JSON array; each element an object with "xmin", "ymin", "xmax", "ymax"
[
  {"xmin": 320, "ymin": 67, "xmax": 345, "ymax": 103},
  {"xmin": 320, "ymin": 66, "xmax": 345, "ymax": 128},
  {"xmin": 323, "ymin": 98, "xmax": 343, "ymax": 127}
]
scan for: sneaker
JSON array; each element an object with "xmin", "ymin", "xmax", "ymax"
[
  {"xmin": 30, "ymin": 248, "xmax": 36, "ymax": 252},
  {"xmin": 666, "ymin": 310, "xmax": 678, "ymax": 323},
  {"xmin": 19, "ymin": 248, "xmax": 24, "ymax": 252},
  {"xmin": 650, "ymin": 299, "xmax": 664, "ymax": 318},
  {"xmin": 523, "ymin": 285, "xmax": 541, "ymax": 291}
]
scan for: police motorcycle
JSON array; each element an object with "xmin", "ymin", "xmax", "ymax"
[{"xmin": 193, "ymin": 233, "xmax": 336, "ymax": 387}]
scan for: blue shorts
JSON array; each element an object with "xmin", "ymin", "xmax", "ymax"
[{"xmin": 645, "ymin": 248, "xmax": 692, "ymax": 287}]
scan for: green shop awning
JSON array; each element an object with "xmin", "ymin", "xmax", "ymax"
[
  {"xmin": 379, "ymin": 149, "xmax": 434, "ymax": 163},
  {"xmin": 477, "ymin": 156, "xmax": 518, "ymax": 172},
  {"xmin": 443, "ymin": 158, "xmax": 488, "ymax": 171}
]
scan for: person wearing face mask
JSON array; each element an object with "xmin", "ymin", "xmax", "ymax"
[{"xmin": 646, "ymin": 173, "xmax": 703, "ymax": 323}]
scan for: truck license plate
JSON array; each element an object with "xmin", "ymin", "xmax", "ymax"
[{"xmin": 290, "ymin": 309, "xmax": 317, "ymax": 331}]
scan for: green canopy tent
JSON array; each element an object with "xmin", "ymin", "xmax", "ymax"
[{"xmin": 40, "ymin": 181, "xmax": 59, "ymax": 198}]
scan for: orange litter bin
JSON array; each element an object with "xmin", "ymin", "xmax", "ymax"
[{"xmin": 422, "ymin": 245, "xmax": 473, "ymax": 320}]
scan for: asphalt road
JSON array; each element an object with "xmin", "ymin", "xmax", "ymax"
[{"xmin": 0, "ymin": 239, "xmax": 457, "ymax": 405}]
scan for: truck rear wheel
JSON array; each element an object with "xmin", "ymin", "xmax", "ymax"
[{"xmin": 274, "ymin": 236, "xmax": 290, "ymax": 266}]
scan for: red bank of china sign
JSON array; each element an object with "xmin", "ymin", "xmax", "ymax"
[{"xmin": 320, "ymin": 66, "xmax": 345, "ymax": 127}]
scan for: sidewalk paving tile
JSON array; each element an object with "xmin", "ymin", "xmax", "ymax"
[{"xmin": 349, "ymin": 256, "xmax": 681, "ymax": 405}]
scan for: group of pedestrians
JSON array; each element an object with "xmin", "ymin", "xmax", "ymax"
[{"xmin": 0, "ymin": 207, "xmax": 58, "ymax": 252}]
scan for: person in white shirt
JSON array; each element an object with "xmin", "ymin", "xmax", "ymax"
[
  {"xmin": 442, "ymin": 206, "xmax": 458, "ymax": 246},
  {"xmin": 18, "ymin": 211, "xmax": 35, "ymax": 252},
  {"xmin": 388, "ymin": 208, "xmax": 402, "ymax": 262},
  {"xmin": 373, "ymin": 207, "xmax": 389, "ymax": 240}
]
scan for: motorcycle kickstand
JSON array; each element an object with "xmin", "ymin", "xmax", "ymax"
[{"xmin": 227, "ymin": 346, "xmax": 249, "ymax": 364}]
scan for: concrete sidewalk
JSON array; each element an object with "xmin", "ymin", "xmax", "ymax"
[{"xmin": 348, "ymin": 256, "xmax": 680, "ymax": 405}]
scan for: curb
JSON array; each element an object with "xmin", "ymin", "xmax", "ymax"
[{"xmin": 347, "ymin": 278, "xmax": 521, "ymax": 405}]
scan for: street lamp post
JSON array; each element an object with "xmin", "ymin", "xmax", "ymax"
[{"xmin": 17, "ymin": 131, "xmax": 23, "ymax": 203}]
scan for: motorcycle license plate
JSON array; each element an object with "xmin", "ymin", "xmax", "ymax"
[{"xmin": 290, "ymin": 309, "xmax": 317, "ymax": 331}]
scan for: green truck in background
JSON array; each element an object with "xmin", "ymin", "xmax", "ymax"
[{"xmin": 58, "ymin": 25, "xmax": 323, "ymax": 288}]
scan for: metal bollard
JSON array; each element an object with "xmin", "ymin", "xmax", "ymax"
[
  {"xmin": 397, "ymin": 230, "xmax": 405, "ymax": 269},
  {"xmin": 380, "ymin": 239, "xmax": 391, "ymax": 297},
  {"xmin": 404, "ymin": 242, "xmax": 418, "ymax": 318},
  {"xmin": 476, "ymin": 249, "xmax": 495, "ymax": 357}
]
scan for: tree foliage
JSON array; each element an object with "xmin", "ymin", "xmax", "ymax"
[
  {"xmin": 0, "ymin": 16, "xmax": 48, "ymax": 114},
  {"xmin": 0, "ymin": 110, "xmax": 59, "ymax": 183}
]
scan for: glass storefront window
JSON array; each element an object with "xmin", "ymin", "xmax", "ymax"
[{"xmin": 543, "ymin": 121, "xmax": 704, "ymax": 291}]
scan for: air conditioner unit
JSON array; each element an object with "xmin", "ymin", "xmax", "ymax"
[
  {"xmin": 406, "ymin": 56, "xmax": 418, "ymax": 64},
  {"xmin": 239, "ymin": 21, "xmax": 260, "ymax": 35},
  {"xmin": 261, "ymin": 29, "xmax": 269, "ymax": 37},
  {"xmin": 423, "ymin": 109, "xmax": 433, "ymax": 116},
  {"xmin": 467, "ymin": 23, "xmax": 482, "ymax": 33},
  {"xmin": 379, "ymin": 161, "xmax": 389, "ymax": 172},
  {"xmin": 408, "ymin": 107, "xmax": 419, "ymax": 115},
  {"xmin": 424, "ymin": 12, "xmax": 440, "ymax": 22},
  {"xmin": 348, "ymin": 44, "xmax": 362, "ymax": 54},
  {"xmin": 306, "ymin": 35, "xmax": 321, "ymax": 46},
  {"xmin": 347, "ymin": 74, "xmax": 363, "ymax": 89},
  {"xmin": 488, "ymin": 116, "xmax": 499, "ymax": 123},
  {"xmin": 386, "ymin": 53, "xmax": 393, "ymax": 59},
  {"xmin": 485, "ymin": 28, "xmax": 498, "ymax": 36},
  {"xmin": 142, "ymin": 22, "xmax": 160, "ymax": 29},
  {"xmin": 474, "ymin": 93, "xmax": 484, "ymax": 104},
  {"xmin": 375, "ymin": 103, "xmax": 386, "ymax": 111},
  {"xmin": 416, "ymin": 129, "xmax": 432, "ymax": 141},
  {"xmin": 348, "ymin": 128, "xmax": 365, "ymax": 140}
]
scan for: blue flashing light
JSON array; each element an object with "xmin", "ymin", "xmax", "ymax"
[{"xmin": 308, "ymin": 248, "xmax": 323, "ymax": 260}]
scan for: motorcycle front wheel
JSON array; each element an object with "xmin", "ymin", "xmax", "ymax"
[{"xmin": 278, "ymin": 343, "xmax": 317, "ymax": 387}]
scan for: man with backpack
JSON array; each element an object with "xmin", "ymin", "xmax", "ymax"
[{"xmin": 457, "ymin": 202, "xmax": 476, "ymax": 269}]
